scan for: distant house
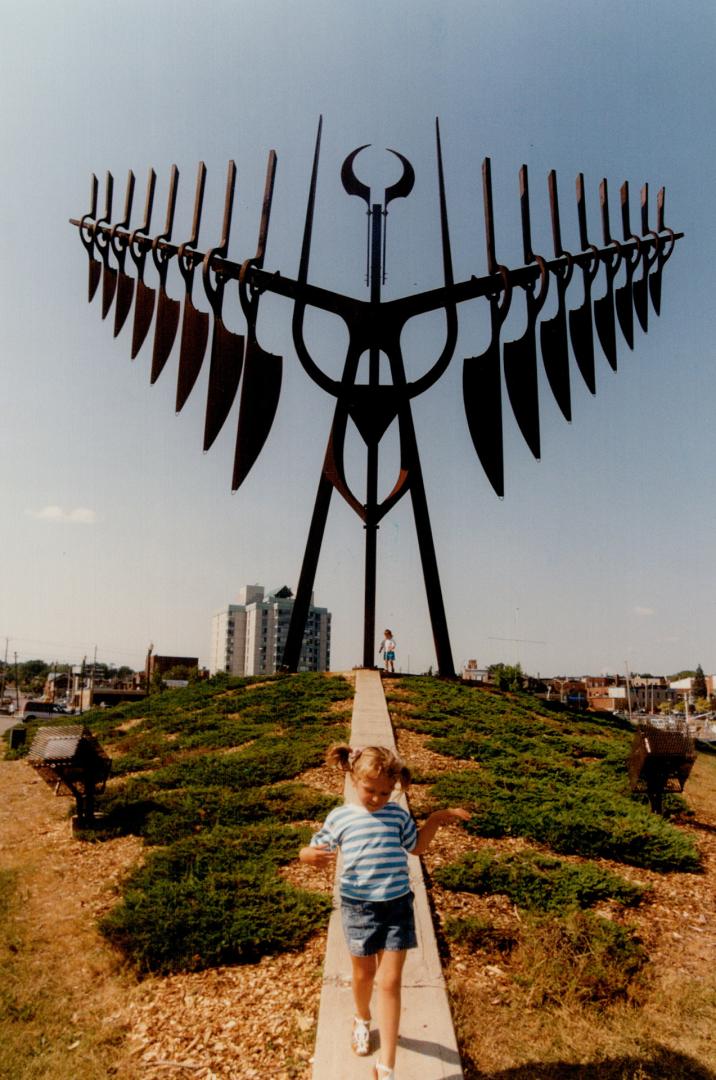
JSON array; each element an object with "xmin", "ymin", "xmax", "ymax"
[
  {"xmin": 147, "ymin": 654, "xmax": 199, "ymax": 678},
  {"xmin": 462, "ymin": 660, "xmax": 488, "ymax": 683},
  {"xmin": 546, "ymin": 679, "xmax": 588, "ymax": 709},
  {"xmin": 43, "ymin": 671, "xmax": 71, "ymax": 700}
]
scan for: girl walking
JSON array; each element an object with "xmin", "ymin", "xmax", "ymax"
[{"xmin": 299, "ymin": 744, "xmax": 470, "ymax": 1080}]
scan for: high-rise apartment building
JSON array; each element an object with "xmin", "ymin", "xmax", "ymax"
[{"xmin": 209, "ymin": 585, "xmax": 331, "ymax": 676}]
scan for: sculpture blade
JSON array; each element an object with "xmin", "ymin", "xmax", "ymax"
[
  {"xmin": 649, "ymin": 267, "xmax": 663, "ymax": 316},
  {"xmin": 113, "ymin": 270, "xmax": 135, "ymax": 338},
  {"xmin": 633, "ymin": 274, "xmax": 649, "ymax": 333},
  {"xmin": 101, "ymin": 265, "xmax": 117, "ymax": 320},
  {"xmin": 568, "ymin": 300, "xmax": 596, "ymax": 395},
  {"xmin": 615, "ymin": 278, "xmax": 635, "ymax": 350},
  {"xmin": 88, "ymin": 258, "xmax": 101, "ymax": 303},
  {"xmin": 594, "ymin": 288, "xmax": 618, "ymax": 371},
  {"xmin": 463, "ymin": 338, "xmax": 504, "ymax": 496},
  {"xmin": 539, "ymin": 296, "xmax": 572, "ymax": 421},
  {"xmin": 203, "ymin": 319, "xmax": 245, "ymax": 451},
  {"xmin": 150, "ymin": 290, "xmax": 181, "ymax": 384},
  {"xmin": 231, "ymin": 339, "xmax": 282, "ymax": 490},
  {"xmin": 176, "ymin": 295, "xmax": 210, "ymax": 412},
  {"xmin": 131, "ymin": 279, "xmax": 156, "ymax": 359},
  {"xmin": 503, "ymin": 331, "xmax": 540, "ymax": 459}
]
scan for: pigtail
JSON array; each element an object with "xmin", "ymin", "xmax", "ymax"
[
  {"xmin": 397, "ymin": 765, "xmax": 412, "ymax": 791},
  {"xmin": 326, "ymin": 743, "xmax": 353, "ymax": 772}
]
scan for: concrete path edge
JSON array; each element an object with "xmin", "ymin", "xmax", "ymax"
[{"xmin": 310, "ymin": 669, "xmax": 464, "ymax": 1079}]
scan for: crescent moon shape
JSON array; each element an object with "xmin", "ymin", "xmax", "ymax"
[
  {"xmin": 385, "ymin": 149, "xmax": 415, "ymax": 206},
  {"xmin": 341, "ymin": 145, "xmax": 371, "ymax": 205}
]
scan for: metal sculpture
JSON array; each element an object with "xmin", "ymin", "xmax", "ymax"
[{"xmin": 71, "ymin": 119, "xmax": 682, "ymax": 677}]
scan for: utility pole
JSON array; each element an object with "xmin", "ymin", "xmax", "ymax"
[
  {"xmin": 625, "ymin": 663, "xmax": 633, "ymax": 724},
  {"xmin": 0, "ymin": 637, "xmax": 8, "ymax": 703},
  {"xmin": 79, "ymin": 656, "xmax": 86, "ymax": 714},
  {"xmin": 13, "ymin": 652, "xmax": 20, "ymax": 714},
  {"xmin": 89, "ymin": 645, "xmax": 97, "ymax": 708}
]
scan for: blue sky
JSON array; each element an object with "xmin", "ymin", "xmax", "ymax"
[{"xmin": 1, "ymin": 1, "xmax": 714, "ymax": 677}]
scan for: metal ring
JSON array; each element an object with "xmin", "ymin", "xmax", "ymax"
[
  {"xmin": 606, "ymin": 238, "xmax": 623, "ymax": 272},
  {"xmin": 585, "ymin": 242, "xmax": 601, "ymax": 284},
  {"xmin": 533, "ymin": 254, "xmax": 549, "ymax": 308},
  {"xmin": 659, "ymin": 226, "xmax": 676, "ymax": 263},
  {"xmin": 79, "ymin": 212, "xmax": 96, "ymax": 251},
  {"xmin": 557, "ymin": 248, "xmax": 575, "ymax": 290},
  {"xmin": 495, "ymin": 264, "xmax": 512, "ymax": 319},
  {"xmin": 625, "ymin": 233, "xmax": 642, "ymax": 268}
]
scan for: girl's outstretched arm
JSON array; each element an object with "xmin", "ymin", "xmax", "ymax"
[{"xmin": 410, "ymin": 808, "xmax": 470, "ymax": 857}]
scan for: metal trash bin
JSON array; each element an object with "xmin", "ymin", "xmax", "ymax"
[
  {"xmin": 628, "ymin": 721, "xmax": 696, "ymax": 813},
  {"xmin": 27, "ymin": 725, "xmax": 111, "ymax": 824}
]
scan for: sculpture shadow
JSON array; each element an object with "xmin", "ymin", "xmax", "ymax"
[
  {"xmin": 463, "ymin": 1046, "xmax": 716, "ymax": 1080},
  {"xmin": 397, "ymin": 1034, "xmax": 462, "ymax": 1071}
]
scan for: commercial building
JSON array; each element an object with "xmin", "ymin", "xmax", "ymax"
[{"xmin": 209, "ymin": 585, "xmax": 331, "ymax": 676}]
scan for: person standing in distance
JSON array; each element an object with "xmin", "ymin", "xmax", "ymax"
[{"xmin": 379, "ymin": 629, "xmax": 396, "ymax": 674}]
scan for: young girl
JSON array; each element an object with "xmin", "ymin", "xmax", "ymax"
[
  {"xmin": 299, "ymin": 744, "xmax": 470, "ymax": 1080},
  {"xmin": 378, "ymin": 630, "xmax": 396, "ymax": 673}
]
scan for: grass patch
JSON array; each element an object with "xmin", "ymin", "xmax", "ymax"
[
  {"xmin": 447, "ymin": 908, "xmax": 646, "ymax": 1011},
  {"xmin": 100, "ymin": 826, "xmax": 332, "ymax": 974},
  {"xmin": 435, "ymin": 848, "xmax": 647, "ymax": 912},
  {"xmin": 443, "ymin": 914, "xmax": 516, "ymax": 953},
  {"xmin": 0, "ymin": 868, "xmax": 125, "ymax": 1079},
  {"xmin": 393, "ymin": 678, "xmax": 700, "ymax": 872},
  {"xmin": 0, "ymin": 868, "xmax": 16, "ymax": 919},
  {"xmin": 509, "ymin": 910, "xmax": 648, "ymax": 1008}
]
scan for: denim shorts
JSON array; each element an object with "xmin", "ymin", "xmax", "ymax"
[{"xmin": 340, "ymin": 892, "xmax": 417, "ymax": 956}]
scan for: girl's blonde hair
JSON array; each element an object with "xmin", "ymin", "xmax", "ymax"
[{"xmin": 326, "ymin": 743, "xmax": 411, "ymax": 790}]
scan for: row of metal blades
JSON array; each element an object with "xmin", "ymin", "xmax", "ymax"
[
  {"xmin": 463, "ymin": 164, "xmax": 678, "ymax": 497},
  {"xmin": 78, "ymin": 162, "xmax": 282, "ymax": 492}
]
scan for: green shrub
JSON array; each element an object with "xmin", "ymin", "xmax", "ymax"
[
  {"xmin": 93, "ymin": 780, "xmax": 338, "ymax": 843},
  {"xmin": 81, "ymin": 674, "xmax": 351, "ymax": 972},
  {"xmin": 431, "ymin": 769, "xmax": 700, "ymax": 872},
  {"xmin": 99, "ymin": 826, "xmax": 331, "ymax": 974},
  {"xmin": 434, "ymin": 848, "xmax": 647, "ymax": 912},
  {"xmin": 150, "ymin": 730, "xmax": 337, "ymax": 790},
  {"xmin": 87, "ymin": 673, "xmax": 351, "ymax": 766},
  {"xmin": 392, "ymin": 678, "xmax": 700, "ymax": 873}
]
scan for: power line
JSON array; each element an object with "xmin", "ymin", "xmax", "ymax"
[{"xmin": 488, "ymin": 636, "xmax": 547, "ymax": 645}]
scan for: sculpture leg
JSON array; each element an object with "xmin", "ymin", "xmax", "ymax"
[
  {"xmin": 363, "ymin": 438, "xmax": 378, "ymax": 669},
  {"xmin": 399, "ymin": 412, "xmax": 455, "ymax": 678},
  {"xmin": 363, "ymin": 516, "xmax": 378, "ymax": 668},
  {"xmin": 282, "ymin": 470, "xmax": 334, "ymax": 672}
]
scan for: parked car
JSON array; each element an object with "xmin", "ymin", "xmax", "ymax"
[{"xmin": 21, "ymin": 701, "xmax": 73, "ymax": 722}]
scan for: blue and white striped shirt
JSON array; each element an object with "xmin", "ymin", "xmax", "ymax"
[{"xmin": 310, "ymin": 802, "xmax": 418, "ymax": 901}]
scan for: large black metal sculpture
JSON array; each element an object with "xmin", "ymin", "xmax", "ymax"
[{"xmin": 72, "ymin": 119, "xmax": 681, "ymax": 676}]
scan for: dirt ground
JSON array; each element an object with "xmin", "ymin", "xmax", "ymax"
[{"xmin": 2, "ymin": 730, "xmax": 716, "ymax": 1078}]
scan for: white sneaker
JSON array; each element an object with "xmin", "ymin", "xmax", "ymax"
[
  {"xmin": 351, "ymin": 1016, "xmax": 371, "ymax": 1056},
  {"xmin": 373, "ymin": 1061, "xmax": 395, "ymax": 1080}
]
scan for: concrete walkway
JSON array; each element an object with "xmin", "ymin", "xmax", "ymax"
[{"xmin": 311, "ymin": 669, "xmax": 463, "ymax": 1079}]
